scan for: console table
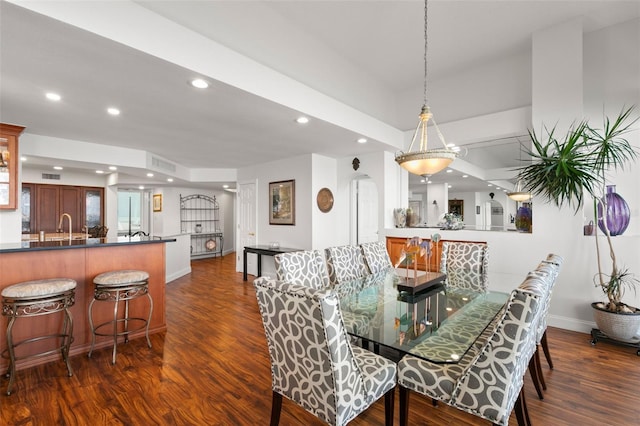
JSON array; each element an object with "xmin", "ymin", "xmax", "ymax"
[{"xmin": 243, "ymin": 245, "xmax": 302, "ymax": 281}]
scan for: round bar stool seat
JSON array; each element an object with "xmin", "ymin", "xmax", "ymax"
[
  {"xmin": 1, "ymin": 278, "xmax": 76, "ymax": 395},
  {"xmin": 88, "ymin": 270, "xmax": 153, "ymax": 365}
]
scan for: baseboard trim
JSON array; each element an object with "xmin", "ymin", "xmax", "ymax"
[
  {"xmin": 548, "ymin": 314, "xmax": 595, "ymax": 334},
  {"xmin": 166, "ymin": 266, "xmax": 191, "ymax": 283}
]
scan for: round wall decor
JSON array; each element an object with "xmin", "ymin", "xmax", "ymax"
[{"xmin": 316, "ymin": 188, "xmax": 334, "ymax": 213}]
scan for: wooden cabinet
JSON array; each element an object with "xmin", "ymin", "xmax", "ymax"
[
  {"xmin": 386, "ymin": 236, "xmax": 435, "ymax": 271},
  {"xmin": 22, "ymin": 183, "xmax": 103, "ymax": 233},
  {"xmin": 386, "ymin": 236, "xmax": 486, "ymax": 272},
  {"xmin": 0, "ymin": 123, "xmax": 25, "ymax": 210}
]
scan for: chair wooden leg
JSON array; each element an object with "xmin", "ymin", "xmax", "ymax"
[
  {"xmin": 528, "ymin": 357, "xmax": 544, "ymax": 400},
  {"xmin": 270, "ymin": 391, "xmax": 282, "ymax": 426},
  {"xmin": 384, "ymin": 387, "xmax": 395, "ymax": 426},
  {"xmin": 399, "ymin": 386, "xmax": 410, "ymax": 426},
  {"xmin": 535, "ymin": 345, "xmax": 547, "ymax": 390},
  {"xmin": 541, "ymin": 330, "xmax": 554, "ymax": 369},
  {"xmin": 514, "ymin": 388, "xmax": 532, "ymax": 426}
]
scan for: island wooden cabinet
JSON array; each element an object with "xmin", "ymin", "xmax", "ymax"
[{"xmin": 0, "ymin": 123, "xmax": 25, "ymax": 210}]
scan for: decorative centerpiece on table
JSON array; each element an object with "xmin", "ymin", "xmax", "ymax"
[{"xmin": 394, "ymin": 236, "xmax": 432, "ymax": 279}]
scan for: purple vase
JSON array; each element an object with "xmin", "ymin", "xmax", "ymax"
[{"xmin": 597, "ymin": 185, "xmax": 630, "ymax": 236}]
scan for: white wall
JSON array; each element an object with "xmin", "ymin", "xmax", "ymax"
[
  {"xmin": 311, "ymin": 154, "xmax": 338, "ymax": 250},
  {"xmin": 237, "ymin": 154, "xmax": 314, "ymax": 277}
]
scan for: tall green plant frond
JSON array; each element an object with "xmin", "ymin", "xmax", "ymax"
[
  {"xmin": 519, "ymin": 121, "xmax": 599, "ymax": 213},
  {"xmin": 586, "ymin": 106, "xmax": 638, "ymax": 175}
]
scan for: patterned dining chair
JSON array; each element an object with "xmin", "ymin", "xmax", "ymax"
[
  {"xmin": 274, "ymin": 250, "xmax": 330, "ymax": 290},
  {"xmin": 254, "ymin": 277, "xmax": 396, "ymax": 426},
  {"xmin": 360, "ymin": 241, "xmax": 392, "ymax": 274},
  {"xmin": 439, "ymin": 242, "xmax": 489, "ymax": 292},
  {"xmin": 398, "ymin": 283, "xmax": 543, "ymax": 426},
  {"xmin": 526, "ymin": 253, "xmax": 563, "ymax": 399},
  {"xmin": 538, "ymin": 253, "xmax": 563, "ymax": 369},
  {"xmin": 325, "ymin": 245, "xmax": 370, "ymax": 286}
]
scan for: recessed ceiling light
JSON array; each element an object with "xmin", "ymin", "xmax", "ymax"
[
  {"xmin": 488, "ymin": 184, "xmax": 493, "ymax": 187},
  {"xmin": 420, "ymin": 179, "xmax": 425, "ymax": 183},
  {"xmin": 107, "ymin": 107, "xmax": 120, "ymax": 116},
  {"xmin": 20, "ymin": 156, "xmax": 27, "ymax": 162},
  {"xmin": 446, "ymin": 169, "xmax": 453, "ymax": 173},
  {"xmin": 223, "ymin": 184, "xmax": 229, "ymax": 189},
  {"xmin": 295, "ymin": 116, "xmax": 309, "ymax": 124},
  {"xmin": 167, "ymin": 178, "xmax": 173, "ymax": 182},
  {"xmin": 462, "ymin": 175, "xmax": 468, "ymax": 178},
  {"xmin": 427, "ymin": 180, "xmax": 432, "ymax": 184},
  {"xmin": 146, "ymin": 173, "xmax": 154, "ymax": 177},
  {"xmin": 96, "ymin": 170, "xmax": 104, "ymax": 174},
  {"xmin": 138, "ymin": 186, "xmax": 145, "ymax": 190},
  {"xmin": 108, "ymin": 166, "xmax": 117, "ymax": 171},
  {"xmin": 53, "ymin": 166, "xmax": 63, "ymax": 170},
  {"xmin": 46, "ymin": 92, "xmax": 61, "ymax": 101},
  {"xmin": 191, "ymin": 78, "xmax": 209, "ymax": 89},
  {"xmin": 357, "ymin": 138, "xmax": 367, "ymax": 144},
  {"xmin": 448, "ymin": 185, "xmax": 452, "ymax": 188}
]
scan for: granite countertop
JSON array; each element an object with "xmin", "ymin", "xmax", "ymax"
[{"xmin": 0, "ymin": 236, "xmax": 176, "ymax": 253}]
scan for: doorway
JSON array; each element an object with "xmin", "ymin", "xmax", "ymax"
[
  {"xmin": 237, "ymin": 181, "xmax": 257, "ymax": 275},
  {"xmin": 117, "ymin": 189, "xmax": 151, "ymax": 236},
  {"xmin": 351, "ymin": 176, "xmax": 379, "ymax": 244}
]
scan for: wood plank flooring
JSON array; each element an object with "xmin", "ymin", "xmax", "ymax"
[{"xmin": 2, "ymin": 254, "xmax": 639, "ymax": 425}]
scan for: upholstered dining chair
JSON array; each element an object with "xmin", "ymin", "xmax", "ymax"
[
  {"xmin": 274, "ymin": 249, "xmax": 369, "ymax": 339},
  {"xmin": 274, "ymin": 249, "xmax": 330, "ymax": 290},
  {"xmin": 360, "ymin": 241, "xmax": 392, "ymax": 274},
  {"xmin": 538, "ymin": 253, "xmax": 563, "ymax": 369},
  {"xmin": 325, "ymin": 245, "xmax": 370, "ymax": 286},
  {"xmin": 254, "ymin": 277, "xmax": 396, "ymax": 426},
  {"xmin": 526, "ymin": 253, "xmax": 563, "ymax": 399},
  {"xmin": 439, "ymin": 242, "xmax": 489, "ymax": 292},
  {"xmin": 398, "ymin": 283, "xmax": 544, "ymax": 426}
]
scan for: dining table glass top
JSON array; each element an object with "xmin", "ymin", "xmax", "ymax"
[{"xmin": 337, "ymin": 267, "xmax": 509, "ymax": 364}]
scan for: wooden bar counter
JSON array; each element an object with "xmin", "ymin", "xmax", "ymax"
[{"xmin": 0, "ymin": 236, "xmax": 174, "ymax": 371}]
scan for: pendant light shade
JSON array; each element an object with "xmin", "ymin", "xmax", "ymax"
[
  {"xmin": 507, "ymin": 180, "xmax": 532, "ymax": 202},
  {"xmin": 395, "ymin": 0, "xmax": 457, "ymax": 177}
]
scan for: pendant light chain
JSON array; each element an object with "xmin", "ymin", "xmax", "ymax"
[{"xmin": 423, "ymin": 0, "xmax": 428, "ymax": 107}]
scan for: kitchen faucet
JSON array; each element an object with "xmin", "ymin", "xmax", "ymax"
[{"xmin": 58, "ymin": 213, "xmax": 72, "ymax": 240}]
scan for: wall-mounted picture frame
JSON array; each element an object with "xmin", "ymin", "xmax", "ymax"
[
  {"xmin": 269, "ymin": 180, "xmax": 295, "ymax": 225},
  {"xmin": 153, "ymin": 194, "xmax": 162, "ymax": 212},
  {"xmin": 448, "ymin": 199, "xmax": 463, "ymax": 219}
]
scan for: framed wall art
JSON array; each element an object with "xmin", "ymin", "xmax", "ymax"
[
  {"xmin": 153, "ymin": 194, "xmax": 162, "ymax": 212},
  {"xmin": 448, "ymin": 199, "xmax": 463, "ymax": 219},
  {"xmin": 269, "ymin": 180, "xmax": 295, "ymax": 225}
]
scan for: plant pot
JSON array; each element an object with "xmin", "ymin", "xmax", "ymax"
[{"xmin": 591, "ymin": 302, "xmax": 640, "ymax": 341}]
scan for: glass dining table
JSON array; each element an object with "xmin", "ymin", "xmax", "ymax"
[{"xmin": 337, "ymin": 268, "xmax": 510, "ymax": 364}]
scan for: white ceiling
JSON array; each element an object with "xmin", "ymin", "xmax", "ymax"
[{"xmin": 1, "ymin": 1, "xmax": 638, "ymax": 190}]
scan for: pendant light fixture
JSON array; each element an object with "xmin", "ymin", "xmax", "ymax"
[
  {"xmin": 395, "ymin": 0, "xmax": 457, "ymax": 177},
  {"xmin": 507, "ymin": 141, "xmax": 532, "ymax": 201},
  {"xmin": 506, "ymin": 180, "xmax": 532, "ymax": 202}
]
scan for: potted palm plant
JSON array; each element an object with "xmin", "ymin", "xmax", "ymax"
[{"xmin": 516, "ymin": 106, "xmax": 640, "ymax": 341}]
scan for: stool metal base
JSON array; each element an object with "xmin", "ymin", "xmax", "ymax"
[
  {"xmin": 2, "ymin": 289, "xmax": 75, "ymax": 395},
  {"xmin": 88, "ymin": 281, "xmax": 153, "ymax": 365}
]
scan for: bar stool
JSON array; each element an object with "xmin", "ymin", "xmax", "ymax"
[
  {"xmin": 1, "ymin": 278, "xmax": 76, "ymax": 395},
  {"xmin": 88, "ymin": 270, "xmax": 153, "ymax": 364}
]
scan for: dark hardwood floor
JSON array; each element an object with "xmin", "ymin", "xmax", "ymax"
[{"xmin": 3, "ymin": 254, "xmax": 640, "ymax": 425}]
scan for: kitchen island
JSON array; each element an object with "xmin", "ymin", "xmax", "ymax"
[{"xmin": 0, "ymin": 236, "xmax": 175, "ymax": 371}]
